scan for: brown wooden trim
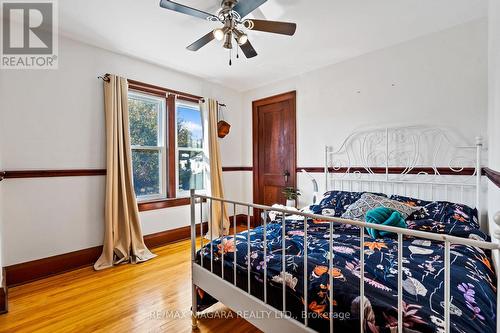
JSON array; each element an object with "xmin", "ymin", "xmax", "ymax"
[
  {"xmin": 127, "ymin": 79, "xmax": 203, "ymax": 103},
  {"xmin": 0, "ymin": 167, "xmax": 257, "ymax": 178},
  {"xmin": 222, "ymin": 166, "xmax": 253, "ymax": 172},
  {"xmin": 484, "ymin": 167, "xmax": 500, "ymax": 188},
  {"xmin": 2, "ymin": 169, "xmax": 106, "ymax": 179},
  {"xmin": 128, "ymin": 83, "xmax": 166, "ymax": 98},
  {"xmin": 252, "ymin": 91, "xmax": 297, "ymax": 208},
  {"xmin": 138, "ymin": 197, "xmax": 192, "ymax": 211},
  {"xmin": 0, "ymin": 169, "xmax": 199, "ymax": 212},
  {"xmin": 0, "ymin": 166, "xmax": 482, "ymax": 179},
  {"xmin": 3, "ymin": 215, "xmax": 250, "ymax": 288},
  {"xmin": 143, "ymin": 222, "xmax": 208, "ymax": 249},
  {"xmin": 299, "ymin": 166, "xmax": 479, "ymax": 176},
  {"xmin": 235, "ymin": 214, "xmax": 255, "ymax": 227},
  {"xmin": 4, "ymin": 222, "xmax": 209, "ymax": 287},
  {"xmin": 0, "ymin": 288, "xmax": 7, "ymax": 314},
  {"xmin": 298, "ymin": 167, "xmax": 325, "ymax": 173},
  {"xmin": 167, "ymin": 94, "xmax": 177, "ymax": 197},
  {"xmin": 4, "ymin": 246, "xmax": 103, "ymax": 287},
  {"xmin": 253, "ymin": 91, "xmax": 297, "ymax": 105},
  {"xmin": 0, "ymin": 268, "xmax": 7, "ymax": 314}
]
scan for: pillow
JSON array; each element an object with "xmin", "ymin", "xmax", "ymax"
[
  {"xmin": 389, "ymin": 195, "xmax": 479, "ymax": 229},
  {"xmin": 341, "ymin": 193, "xmax": 421, "ymax": 221},
  {"xmin": 417, "ymin": 201, "xmax": 479, "ymax": 229},
  {"xmin": 389, "ymin": 194, "xmax": 432, "ymax": 207},
  {"xmin": 309, "ymin": 191, "xmax": 387, "ymax": 216}
]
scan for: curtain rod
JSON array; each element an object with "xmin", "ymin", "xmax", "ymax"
[
  {"xmin": 97, "ymin": 74, "xmax": 110, "ymax": 82},
  {"xmin": 97, "ymin": 73, "xmax": 228, "ymax": 107}
]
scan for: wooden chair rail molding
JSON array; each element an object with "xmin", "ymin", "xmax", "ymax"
[
  {"xmin": 484, "ymin": 167, "xmax": 500, "ymax": 188},
  {"xmin": 0, "ymin": 169, "xmax": 106, "ymax": 179},
  {"xmin": 1, "ymin": 167, "xmax": 498, "ymax": 187},
  {"xmin": 0, "ymin": 167, "xmax": 250, "ymax": 179}
]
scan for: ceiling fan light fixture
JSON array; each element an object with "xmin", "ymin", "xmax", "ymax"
[
  {"xmin": 159, "ymin": 0, "xmax": 296, "ymax": 61},
  {"xmin": 213, "ymin": 28, "xmax": 225, "ymax": 41},
  {"xmin": 233, "ymin": 29, "xmax": 248, "ymax": 45}
]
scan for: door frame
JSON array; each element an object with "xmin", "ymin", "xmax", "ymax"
[{"xmin": 252, "ymin": 91, "xmax": 297, "ymax": 209}]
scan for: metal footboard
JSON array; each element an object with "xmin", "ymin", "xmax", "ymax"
[{"xmin": 190, "ymin": 190, "xmax": 500, "ymax": 333}]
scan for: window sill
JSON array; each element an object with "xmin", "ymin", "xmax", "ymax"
[{"xmin": 138, "ymin": 197, "xmax": 191, "ymax": 212}]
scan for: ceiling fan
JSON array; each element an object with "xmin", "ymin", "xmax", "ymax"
[{"xmin": 159, "ymin": 0, "xmax": 297, "ymax": 63}]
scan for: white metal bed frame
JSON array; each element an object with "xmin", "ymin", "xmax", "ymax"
[{"xmin": 190, "ymin": 126, "xmax": 499, "ymax": 333}]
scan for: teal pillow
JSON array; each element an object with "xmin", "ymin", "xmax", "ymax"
[{"xmin": 365, "ymin": 207, "xmax": 407, "ymax": 239}]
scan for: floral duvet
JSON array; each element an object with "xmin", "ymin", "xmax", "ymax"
[{"xmin": 195, "ymin": 206, "xmax": 497, "ymax": 333}]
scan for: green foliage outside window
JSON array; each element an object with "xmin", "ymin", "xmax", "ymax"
[
  {"xmin": 128, "ymin": 93, "xmax": 205, "ymax": 199},
  {"xmin": 129, "ymin": 94, "xmax": 162, "ymax": 198}
]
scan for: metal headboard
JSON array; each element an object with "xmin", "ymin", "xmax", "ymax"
[{"xmin": 325, "ymin": 125, "xmax": 483, "ymax": 212}]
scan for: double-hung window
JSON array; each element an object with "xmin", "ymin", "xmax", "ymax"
[
  {"xmin": 127, "ymin": 80, "xmax": 205, "ymax": 206},
  {"xmin": 176, "ymin": 100, "xmax": 205, "ymax": 197},
  {"xmin": 129, "ymin": 91, "xmax": 167, "ymax": 201}
]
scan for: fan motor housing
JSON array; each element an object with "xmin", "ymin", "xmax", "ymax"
[{"xmin": 221, "ymin": 0, "xmax": 238, "ymax": 10}]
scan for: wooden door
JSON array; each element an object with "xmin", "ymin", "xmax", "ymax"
[{"xmin": 252, "ymin": 91, "xmax": 296, "ymax": 216}]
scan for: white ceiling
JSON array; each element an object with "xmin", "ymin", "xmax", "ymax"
[{"xmin": 58, "ymin": 0, "xmax": 487, "ymax": 91}]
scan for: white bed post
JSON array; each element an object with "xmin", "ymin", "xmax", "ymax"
[
  {"xmin": 494, "ymin": 212, "xmax": 500, "ymax": 333},
  {"xmin": 476, "ymin": 136, "xmax": 483, "ymax": 230},
  {"xmin": 397, "ymin": 233, "xmax": 403, "ymax": 333},
  {"xmin": 325, "ymin": 145, "xmax": 329, "ymax": 192},
  {"xmin": 475, "ymin": 137, "xmax": 482, "ymax": 226},
  {"xmin": 444, "ymin": 241, "xmax": 451, "ymax": 333},
  {"xmin": 190, "ymin": 189, "xmax": 198, "ymax": 329},
  {"xmin": 385, "ymin": 128, "xmax": 389, "ymax": 182}
]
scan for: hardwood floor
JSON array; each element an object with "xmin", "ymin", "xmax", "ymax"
[{"xmin": 0, "ymin": 239, "xmax": 261, "ymax": 333}]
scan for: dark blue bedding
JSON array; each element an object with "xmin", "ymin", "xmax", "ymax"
[{"xmin": 195, "ymin": 199, "xmax": 497, "ymax": 333}]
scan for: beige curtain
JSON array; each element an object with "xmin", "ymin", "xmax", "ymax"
[
  {"xmin": 94, "ymin": 75, "xmax": 156, "ymax": 271},
  {"xmin": 205, "ymin": 99, "xmax": 230, "ymax": 236}
]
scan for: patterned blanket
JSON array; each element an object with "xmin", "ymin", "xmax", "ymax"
[{"xmin": 196, "ymin": 203, "xmax": 496, "ymax": 333}]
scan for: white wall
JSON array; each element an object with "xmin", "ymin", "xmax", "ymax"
[
  {"xmin": 0, "ymin": 36, "xmax": 245, "ymax": 265},
  {"xmin": 241, "ymin": 19, "xmax": 488, "ymax": 207},
  {"xmin": 0, "ymin": 18, "xmax": 491, "ymax": 267},
  {"xmin": 488, "ymin": 0, "xmax": 500, "ymax": 239}
]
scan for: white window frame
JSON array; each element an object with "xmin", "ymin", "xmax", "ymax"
[
  {"xmin": 175, "ymin": 100, "xmax": 206, "ymax": 198},
  {"xmin": 128, "ymin": 91, "xmax": 167, "ymax": 202}
]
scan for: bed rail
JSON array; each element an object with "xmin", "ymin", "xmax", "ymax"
[{"xmin": 190, "ymin": 190, "xmax": 500, "ymax": 333}]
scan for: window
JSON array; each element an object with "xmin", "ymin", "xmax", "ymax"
[
  {"xmin": 129, "ymin": 91, "xmax": 167, "ymax": 200},
  {"xmin": 176, "ymin": 101, "xmax": 205, "ymax": 197},
  {"xmin": 127, "ymin": 80, "xmax": 205, "ymax": 205}
]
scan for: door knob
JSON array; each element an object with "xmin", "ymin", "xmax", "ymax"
[{"xmin": 283, "ymin": 170, "xmax": 290, "ymax": 183}]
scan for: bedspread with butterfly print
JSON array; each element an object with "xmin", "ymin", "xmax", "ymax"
[{"xmin": 195, "ymin": 217, "xmax": 497, "ymax": 333}]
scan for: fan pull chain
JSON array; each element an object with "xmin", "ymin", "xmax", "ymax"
[
  {"xmin": 236, "ymin": 45, "xmax": 239, "ymax": 59},
  {"xmin": 229, "ymin": 48, "xmax": 232, "ymax": 66}
]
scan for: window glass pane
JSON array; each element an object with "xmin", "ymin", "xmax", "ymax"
[
  {"xmin": 177, "ymin": 103, "xmax": 203, "ymax": 149},
  {"xmin": 129, "ymin": 93, "xmax": 162, "ymax": 146},
  {"xmin": 132, "ymin": 149, "xmax": 161, "ymax": 197},
  {"xmin": 178, "ymin": 150, "xmax": 204, "ymax": 192}
]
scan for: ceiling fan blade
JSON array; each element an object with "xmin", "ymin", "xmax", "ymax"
[
  {"xmin": 233, "ymin": 0, "xmax": 267, "ymax": 18},
  {"xmin": 246, "ymin": 19, "xmax": 296, "ymax": 36},
  {"xmin": 239, "ymin": 40, "xmax": 258, "ymax": 58},
  {"xmin": 187, "ymin": 31, "xmax": 215, "ymax": 51},
  {"xmin": 159, "ymin": 0, "xmax": 218, "ymax": 21}
]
